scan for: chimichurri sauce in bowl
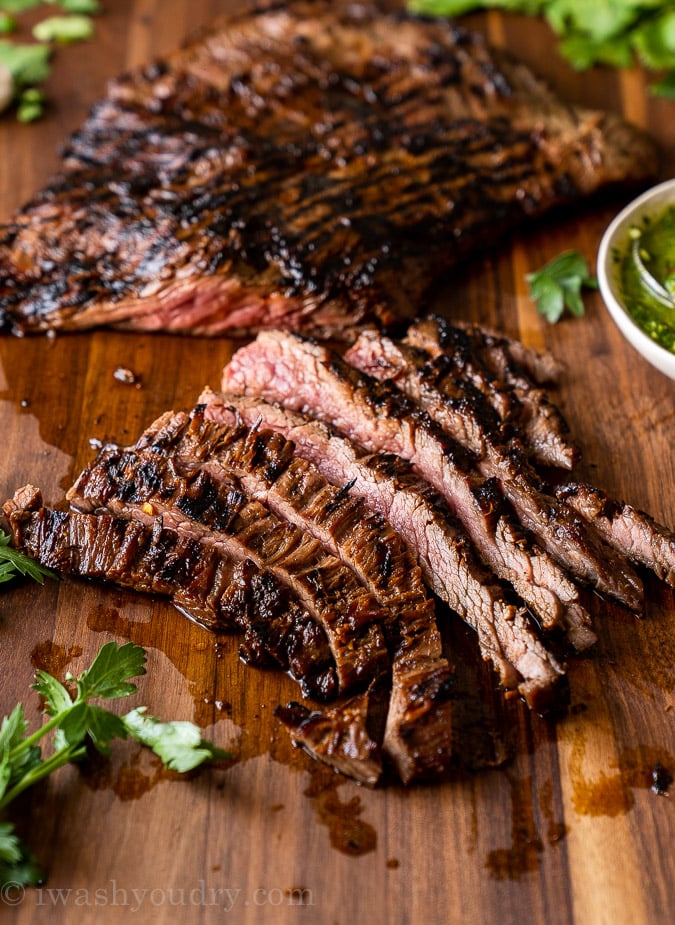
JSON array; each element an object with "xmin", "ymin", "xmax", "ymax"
[
  {"xmin": 619, "ymin": 206, "xmax": 675, "ymax": 354},
  {"xmin": 597, "ymin": 178, "xmax": 675, "ymax": 380}
]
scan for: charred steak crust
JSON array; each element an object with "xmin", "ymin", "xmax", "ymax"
[
  {"xmin": 202, "ymin": 387, "xmax": 579, "ymax": 710},
  {"xmin": 77, "ymin": 405, "xmax": 454, "ymax": 783},
  {"xmin": 344, "ymin": 329, "xmax": 643, "ymax": 610},
  {"xmin": 66, "ymin": 432, "xmax": 391, "ymax": 697},
  {"xmin": 0, "ymin": 0, "xmax": 657, "ymax": 337}
]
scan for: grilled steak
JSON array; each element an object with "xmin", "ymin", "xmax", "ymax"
[
  {"xmin": 556, "ymin": 482, "xmax": 675, "ymax": 586},
  {"xmin": 202, "ymin": 388, "xmax": 588, "ymax": 707},
  {"xmin": 220, "ymin": 331, "xmax": 591, "ymax": 639},
  {"xmin": 66, "ymin": 434, "xmax": 391, "ymax": 696},
  {"xmin": 0, "ymin": 0, "xmax": 657, "ymax": 338},
  {"xmin": 404, "ymin": 316, "xmax": 578, "ymax": 470},
  {"xmin": 276, "ymin": 689, "xmax": 386, "ymax": 786},
  {"xmin": 345, "ymin": 329, "xmax": 643, "ymax": 609},
  {"xmin": 84, "ymin": 405, "xmax": 455, "ymax": 783},
  {"xmin": 4, "ymin": 485, "xmax": 340, "ymax": 700}
]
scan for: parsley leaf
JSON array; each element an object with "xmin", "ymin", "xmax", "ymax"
[
  {"xmin": 0, "ymin": 1, "xmax": 103, "ymax": 120},
  {"xmin": 0, "ymin": 823, "xmax": 44, "ymax": 888},
  {"xmin": 71, "ymin": 640, "xmax": 147, "ymax": 701},
  {"xmin": 0, "ymin": 41, "xmax": 50, "ymax": 89},
  {"xmin": 525, "ymin": 250, "xmax": 597, "ymax": 322},
  {"xmin": 0, "ymin": 642, "xmax": 227, "ymax": 886},
  {"xmin": 123, "ymin": 707, "xmax": 229, "ymax": 773},
  {"xmin": 60, "ymin": 0, "xmax": 101, "ymax": 12}
]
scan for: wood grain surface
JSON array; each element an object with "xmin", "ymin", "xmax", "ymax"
[{"xmin": 0, "ymin": 3, "xmax": 673, "ymax": 923}]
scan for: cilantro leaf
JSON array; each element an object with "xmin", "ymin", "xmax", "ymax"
[
  {"xmin": 33, "ymin": 14, "xmax": 94, "ymax": 44},
  {"xmin": 0, "ymin": 704, "xmax": 29, "ymax": 754},
  {"xmin": 525, "ymin": 250, "xmax": 597, "ymax": 323},
  {"xmin": 0, "ymin": 705, "xmax": 42, "ymax": 794},
  {"xmin": 0, "ymin": 822, "xmax": 21, "ymax": 865},
  {"xmin": 0, "ymin": 529, "xmax": 56, "ymax": 585},
  {"xmin": 71, "ymin": 641, "xmax": 147, "ymax": 701},
  {"xmin": 123, "ymin": 707, "xmax": 229, "ymax": 773},
  {"xmin": 0, "ymin": 15, "xmax": 17, "ymax": 35},
  {"xmin": 57, "ymin": 702, "xmax": 127, "ymax": 755},
  {"xmin": 60, "ymin": 0, "xmax": 101, "ymax": 12},
  {"xmin": 631, "ymin": 9, "xmax": 675, "ymax": 70}
]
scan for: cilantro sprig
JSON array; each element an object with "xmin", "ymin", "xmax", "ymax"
[
  {"xmin": 408, "ymin": 1, "xmax": 675, "ymax": 98},
  {"xmin": 0, "ymin": 642, "xmax": 227, "ymax": 887},
  {"xmin": 0, "ymin": 528, "xmax": 55, "ymax": 585},
  {"xmin": 0, "ymin": 1, "xmax": 101, "ymax": 121},
  {"xmin": 525, "ymin": 250, "xmax": 598, "ymax": 322}
]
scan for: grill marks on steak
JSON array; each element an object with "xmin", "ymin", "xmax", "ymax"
[
  {"xmin": 8, "ymin": 323, "xmax": 673, "ymax": 784},
  {"xmin": 201, "ymin": 388, "xmax": 576, "ymax": 709},
  {"xmin": 344, "ymin": 329, "xmax": 643, "ymax": 610},
  {"xmin": 0, "ymin": 0, "xmax": 658, "ymax": 337},
  {"xmin": 66, "ymin": 435, "xmax": 391, "ymax": 697},
  {"xmin": 220, "ymin": 331, "xmax": 589, "ymax": 638},
  {"xmin": 404, "ymin": 316, "xmax": 578, "ymax": 470},
  {"xmin": 4, "ymin": 485, "xmax": 339, "ymax": 701},
  {"xmin": 556, "ymin": 483, "xmax": 675, "ymax": 587},
  {"xmin": 112, "ymin": 405, "xmax": 455, "ymax": 783}
]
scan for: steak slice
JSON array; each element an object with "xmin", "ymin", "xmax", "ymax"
[
  {"xmin": 66, "ymin": 440, "xmax": 390, "ymax": 695},
  {"xmin": 557, "ymin": 482, "xmax": 675, "ymax": 587},
  {"xmin": 4, "ymin": 485, "xmax": 338, "ymax": 700},
  {"xmin": 345, "ymin": 329, "xmax": 643, "ymax": 610},
  {"xmin": 202, "ymin": 389, "xmax": 588, "ymax": 705},
  {"xmin": 0, "ymin": 0, "xmax": 657, "ymax": 338},
  {"xmin": 275, "ymin": 687, "xmax": 387, "ymax": 787},
  {"xmin": 220, "ymin": 334, "xmax": 575, "ymax": 707},
  {"xmin": 119, "ymin": 405, "xmax": 455, "ymax": 782},
  {"xmin": 404, "ymin": 316, "xmax": 578, "ymax": 470},
  {"xmin": 221, "ymin": 332, "xmax": 583, "ymax": 623}
]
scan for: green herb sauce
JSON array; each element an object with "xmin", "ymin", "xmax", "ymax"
[{"xmin": 617, "ymin": 205, "xmax": 675, "ymax": 354}]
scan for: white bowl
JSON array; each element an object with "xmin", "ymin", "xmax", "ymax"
[{"xmin": 596, "ymin": 178, "xmax": 675, "ymax": 380}]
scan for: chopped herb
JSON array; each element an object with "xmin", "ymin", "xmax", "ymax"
[
  {"xmin": 32, "ymin": 14, "xmax": 94, "ymax": 44},
  {"xmin": 407, "ymin": 1, "xmax": 675, "ymax": 96},
  {"xmin": 0, "ymin": 1, "xmax": 103, "ymax": 121},
  {"xmin": 525, "ymin": 250, "xmax": 597, "ymax": 323},
  {"xmin": 0, "ymin": 40, "xmax": 51, "ymax": 87},
  {"xmin": 0, "ymin": 642, "xmax": 228, "ymax": 887}
]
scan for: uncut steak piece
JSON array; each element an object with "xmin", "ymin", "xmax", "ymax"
[{"xmin": 0, "ymin": 0, "xmax": 657, "ymax": 337}]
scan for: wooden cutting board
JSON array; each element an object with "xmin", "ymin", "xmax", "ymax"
[{"xmin": 1, "ymin": 3, "xmax": 673, "ymax": 923}]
